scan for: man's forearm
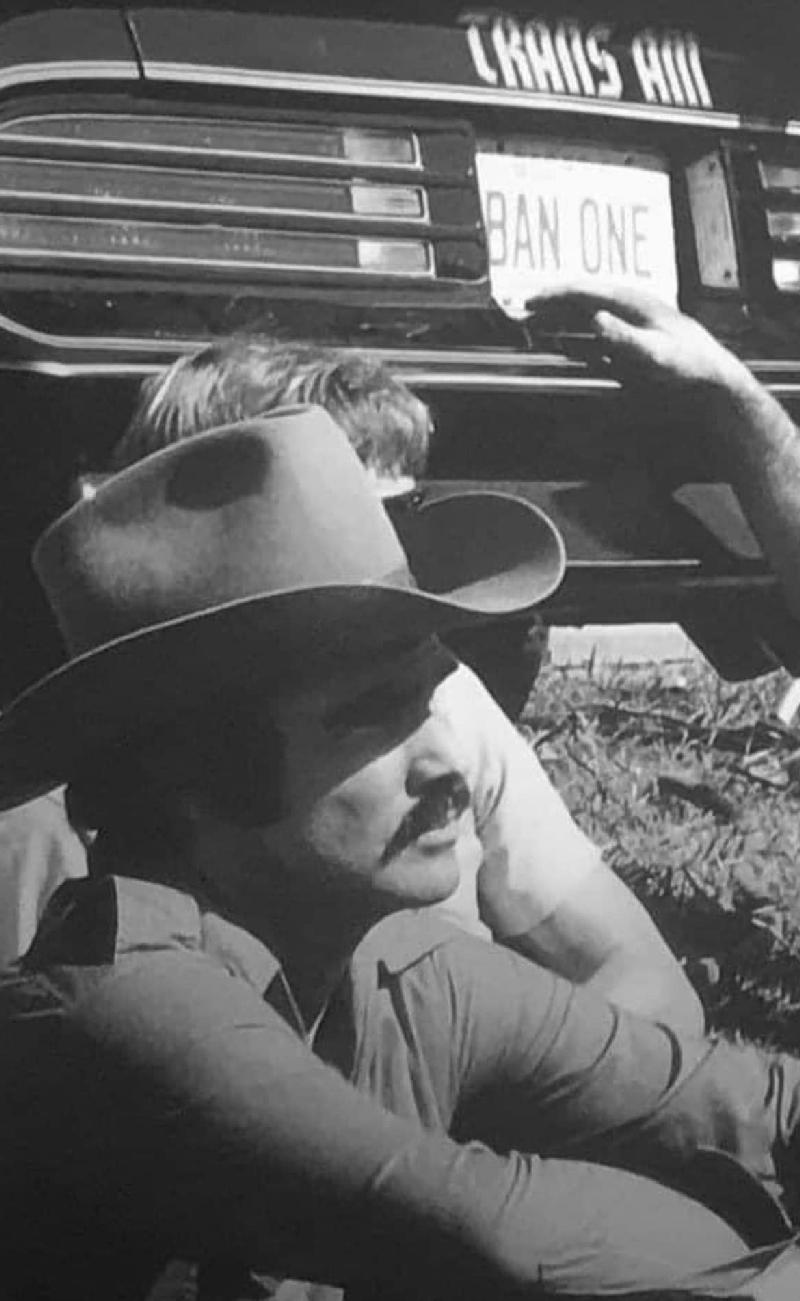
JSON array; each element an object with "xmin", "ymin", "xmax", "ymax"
[
  {"xmin": 525, "ymin": 285, "xmax": 800, "ymax": 620},
  {"xmin": 581, "ymin": 945, "xmax": 705, "ymax": 1034},
  {"xmin": 502, "ymin": 861, "xmax": 705, "ymax": 1035},
  {"xmin": 506, "ymin": 922, "xmax": 704, "ymax": 1034}
]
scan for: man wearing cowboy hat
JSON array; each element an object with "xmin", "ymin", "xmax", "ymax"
[
  {"xmin": 112, "ymin": 335, "xmax": 702, "ymax": 1028},
  {"xmin": 3, "ymin": 405, "xmax": 800, "ymax": 1299},
  {"xmin": 0, "ymin": 337, "xmax": 704, "ymax": 1042}
]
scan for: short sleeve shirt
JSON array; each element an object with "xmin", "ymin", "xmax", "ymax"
[
  {"xmin": 430, "ymin": 664, "xmax": 601, "ymax": 939},
  {"xmin": 0, "ymin": 788, "xmax": 87, "ymax": 964}
]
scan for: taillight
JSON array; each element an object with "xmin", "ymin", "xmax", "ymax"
[
  {"xmin": 5, "ymin": 115, "xmax": 421, "ymax": 167},
  {"xmin": 0, "ymin": 156, "xmax": 428, "ymax": 225},
  {"xmin": 0, "ymin": 106, "xmax": 484, "ymax": 347},
  {"xmin": 758, "ymin": 156, "xmax": 800, "ymax": 293},
  {"xmin": 0, "ymin": 211, "xmax": 432, "ymax": 278}
]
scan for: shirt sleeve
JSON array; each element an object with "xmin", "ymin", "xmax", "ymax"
[
  {"xmin": 44, "ymin": 946, "xmax": 752, "ymax": 1299},
  {"xmin": 433, "ymin": 664, "xmax": 601, "ymax": 937},
  {"xmin": 439, "ymin": 934, "xmax": 795, "ymax": 1238},
  {"xmin": 0, "ymin": 789, "xmax": 86, "ymax": 964}
]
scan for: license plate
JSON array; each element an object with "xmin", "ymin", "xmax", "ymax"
[{"xmin": 475, "ymin": 150, "xmax": 678, "ymax": 319}]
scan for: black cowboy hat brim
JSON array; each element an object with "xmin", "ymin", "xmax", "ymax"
[{"xmin": 0, "ymin": 492, "xmax": 565, "ymax": 809}]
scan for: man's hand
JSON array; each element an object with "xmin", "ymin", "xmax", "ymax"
[
  {"xmin": 528, "ymin": 283, "xmax": 800, "ymax": 625},
  {"xmin": 526, "ymin": 283, "xmax": 753, "ymax": 397}
]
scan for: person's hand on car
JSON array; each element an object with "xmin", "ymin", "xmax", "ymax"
[
  {"xmin": 525, "ymin": 283, "xmax": 754, "ymax": 398},
  {"xmin": 527, "ymin": 281, "xmax": 800, "ymax": 625}
]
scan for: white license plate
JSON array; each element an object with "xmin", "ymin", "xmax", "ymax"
[{"xmin": 475, "ymin": 151, "xmax": 678, "ymax": 319}]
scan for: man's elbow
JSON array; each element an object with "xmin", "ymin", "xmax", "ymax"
[
  {"xmin": 590, "ymin": 949, "xmax": 705, "ymax": 1037},
  {"xmin": 653, "ymin": 960, "xmax": 706, "ymax": 1037}
]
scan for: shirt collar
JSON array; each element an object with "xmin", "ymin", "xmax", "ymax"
[
  {"xmin": 31, "ymin": 873, "xmax": 458, "ymax": 991},
  {"xmin": 108, "ymin": 873, "xmax": 457, "ymax": 980},
  {"xmin": 28, "ymin": 873, "xmax": 278, "ymax": 994},
  {"xmin": 111, "ymin": 875, "xmax": 281, "ymax": 993},
  {"xmin": 352, "ymin": 909, "xmax": 458, "ymax": 975},
  {"xmin": 199, "ymin": 907, "xmax": 279, "ymax": 992}
]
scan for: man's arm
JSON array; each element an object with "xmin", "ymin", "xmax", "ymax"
[
  {"xmin": 503, "ymin": 858, "xmax": 704, "ymax": 1031},
  {"xmin": 444, "ymin": 933, "xmax": 800, "ymax": 1244},
  {"xmin": 39, "ymin": 945, "xmax": 749, "ymax": 1298},
  {"xmin": 440, "ymin": 664, "xmax": 704, "ymax": 1033},
  {"xmin": 527, "ymin": 284, "xmax": 800, "ymax": 621}
]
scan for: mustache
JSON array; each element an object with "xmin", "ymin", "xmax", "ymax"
[{"xmin": 382, "ymin": 774, "xmax": 471, "ymax": 863}]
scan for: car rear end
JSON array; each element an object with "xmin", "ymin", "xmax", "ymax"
[{"xmin": 0, "ymin": 2, "xmax": 799, "ymax": 701}]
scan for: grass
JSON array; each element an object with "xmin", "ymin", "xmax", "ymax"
[{"xmin": 522, "ymin": 658, "xmax": 800, "ymax": 1050}]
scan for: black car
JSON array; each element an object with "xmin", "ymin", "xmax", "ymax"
[{"xmin": 0, "ymin": 0, "xmax": 799, "ymax": 705}]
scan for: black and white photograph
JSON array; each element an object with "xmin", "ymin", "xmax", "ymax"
[{"xmin": 1, "ymin": 2, "xmax": 800, "ymax": 1297}]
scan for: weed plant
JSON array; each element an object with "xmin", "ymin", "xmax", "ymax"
[{"xmin": 523, "ymin": 660, "xmax": 800, "ymax": 1049}]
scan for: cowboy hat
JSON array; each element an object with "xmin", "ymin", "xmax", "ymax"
[{"xmin": 0, "ymin": 405, "xmax": 565, "ymax": 808}]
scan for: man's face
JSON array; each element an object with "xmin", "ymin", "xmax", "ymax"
[
  {"xmin": 263, "ymin": 637, "xmax": 478, "ymax": 912},
  {"xmin": 186, "ymin": 637, "xmax": 478, "ymax": 920}
]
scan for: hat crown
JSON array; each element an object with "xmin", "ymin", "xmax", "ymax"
[
  {"xmin": 0, "ymin": 406, "xmax": 565, "ymax": 810},
  {"xmin": 35, "ymin": 407, "xmax": 409, "ymax": 656}
]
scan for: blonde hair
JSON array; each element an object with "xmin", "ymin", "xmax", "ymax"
[{"xmin": 114, "ymin": 337, "xmax": 432, "ymax": 478}]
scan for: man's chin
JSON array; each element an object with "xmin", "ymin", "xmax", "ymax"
[{"xmin": 380, "ymin": 829, "xmax": 477, "ymax": 909}]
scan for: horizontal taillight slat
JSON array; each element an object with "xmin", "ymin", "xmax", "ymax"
[
  {"xmin": 0, "ymin": 212, "xmax": 434, "ymax": 277},
  {"xmin": 758, "ymin": 152, "xmax": 800, "ymax": 294},
  {"xmin": 767, "ymin": 210, "xmax": 800, "ymax": 244},
  {"xmin": 0, "ymin": 115, "xmax": 421, "ymax": 170},
  {"xmin": 0, "ymin": 156, "xmax": 428, "ymax": 224},
  {"xmin": 773, "ymin": 260, "xmax": 800, "ymax": 292},
  {"xmin": 759, "ymin": 161, "xmax": 800, "ymax": 196}
]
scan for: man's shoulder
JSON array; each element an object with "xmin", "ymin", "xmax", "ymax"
[
  {"xmin": 433, "ymin": 660, "xmax": 518, "ymax": 744},
  {"xmin": 433, "ymin": 661, "xmax": 558, "ymax": 821},
  {"xmin": 354, "ymin": 908, "xmax": 501, "ymax": 980},
  {"xmin": 0, "ymin": 876, "xmax": 206, "ymax": 1027},
  {"xmin": 24, "ymin": 873, "xmax": 204, "ymax": 970},
  {"xmin": 433, "ymin": 664, "xmax": 603, "ymax": 939},
  {"xmin": 21, "ymin": 872, "xmax": 285, "ymax": 997},
  {"xmin": 0, "ymin": 875, "xmax": 291, "ymax": 1088},
  {"xmin": 434, "ymin": 663, "xmax": 547, "ymax": 786},
  {"xmin": 0, "ymin": 787, "xmax": 88, "ymax": 964},
  {"xmin": 0, "ymin": 787, "xmax": 83, "ymax": 856}
]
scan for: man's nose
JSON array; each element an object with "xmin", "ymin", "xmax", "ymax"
[{"xmin": 404, "ymin": 710, "xmax": 468, "ymax": 797}]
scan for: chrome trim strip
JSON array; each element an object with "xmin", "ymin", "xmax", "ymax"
[
  {"xmin": 0, "ymin": 358, "xmax": 165, "ymax": 377},
  {"xmin": 565, "ymin": 558, "xmax": 701, "ymax": 569},
  {"xmin": 747, "ymin": 383, "xmax": 800, "ymax": 397},
  {"xmin": 144, "ymin": 60, "xmax": 754, "ymax": 132},
  {"xmin": 4, "ymin": 352, "xmax": 800, "ymax": 398},
  {"xmin": 0, "ymin": 306, "xmax": 167, "ymax": 352},
  {"xmin": 398, "ymin": 370, "xmax": 620, "ymax": 392},
  {"xmin": 0, "ymin": 55, "xmax": 790, "ymax": 138},
  {"xmin": 745, "ymin": 359, "xmax": 800, "ymax": 374},
  {"xmin": 397, "ymin": 369, "xmax": 800, "ymax": 398},
  {"xmin": 0, "ymin": 319, "xmax": 797, "ymax": 395},
  {"xmin": 0, "ymin": 60, "xmax": 137, "ymax": 93}
]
